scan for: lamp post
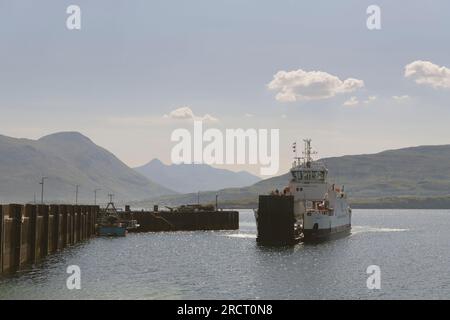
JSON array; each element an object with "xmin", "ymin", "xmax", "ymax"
[
  {"xmin": 94, "ymin": 189, "xmax": 101, "ymax": 205},
  {"xmin": 39, "ymin": 177, "xmax": 48, "ymax": 204},
  {"xmin": 75, "ymin": 185, "xmax": 79, "ymax": 205}
]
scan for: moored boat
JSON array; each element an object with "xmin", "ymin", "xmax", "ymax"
[{"xmin": 97, "ymin": 195, "xmax": 137, "ymax": 237}]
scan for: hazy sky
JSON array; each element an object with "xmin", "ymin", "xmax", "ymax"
[{"xmin": 1, "ymin": 0, "xmax": 450, "ymax": 176}]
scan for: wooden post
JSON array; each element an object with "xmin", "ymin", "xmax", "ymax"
[
  {"xmin": 86, "ymin": 206, "xmax": 91, "ymax": 238},
  {"xmin": 92, "ymin": 206, "xmax": 97, "ymax": 236},
  {"xmin": 82, "ymin": 206, "xmax": 86, "ymax": 240},
  {"xmin": 0, "ymin": 205, "xmax": 4, "ymax": 274},
  {"xmin": 67, "ymin": 205, "xmax": 73, "ymax": 245},
  {"xmin": 81, "ymin": 206, "xmax": 85, "ymax": 240},
  {"xmin": 50, "ymin": 205, "xmax": 60, "ymax": 252},
  {"xmin": 77, "ymin": 206, "xmax": 81, "ymax": 242},
  {"xmin": 39, "ymin": 205, "xmax": 50, "ymax": 257},
  {"xmin": 74, "ymin": 206, "xmax": 80, "ymax": 243},
  {"xmin": 60, "ymin": 205, "xmax": 68, "ymax": 249},
  {"xmin": 73, "ymin": 206, "xmax": 77, "ymax": 243},
  {"xmin": 79, "ymin": 206, "xmax": 82, "ymax": 242},
  {"xmin": 27, "ymin": 204, "xmax": 38, "ymax": 264},
  {"xmin": 11, "ymin": 204, "xmax": 23, "ymax": 272}
]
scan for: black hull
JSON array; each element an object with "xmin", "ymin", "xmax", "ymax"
[
  {"xmin": 302, "ymin": 225, "xmax": 351, "ymax": 243},
  {"xmin": 256, "ymin": 235, "xmax": 302, "ymax": 247},
  {"xmin": 256, "ymin": 195, "xmax": 297, "ymax": 246}
]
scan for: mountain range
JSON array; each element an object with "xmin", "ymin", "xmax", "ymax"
[
  {"xmin": 134, "ymin": 159, "xmax": 260, "ymax": 193},
  {"xmin": 0, "ymin": 132, "xmax": 175, "ymax": 203},
  {"xmin": 2, "ymin": 131, "xmax": 450, "ymax": 208}
]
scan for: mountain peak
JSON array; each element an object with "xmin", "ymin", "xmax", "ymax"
[
  {"xmin": 38, "ymin": 131, "xmax": 93, "ymax": 144},
  {"xmin": 134, "ymin": 160, "xmax": 261, "ymax": 193},
  {"xmin": 149, "ymin": 158, "xmax": 164, "ymax": 166},
  {"xmin": 0, "ymin": 131, "xmax": 175, "ymax": 202}
]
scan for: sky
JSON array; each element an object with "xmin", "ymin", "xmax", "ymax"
[{"xmin": 1, "ymin": 0, "xmax": 450, "ymax": 177}]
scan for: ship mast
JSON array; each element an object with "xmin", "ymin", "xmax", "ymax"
[
  {"xmin": 302, "ymin": 139, "xmax": 317, "ymax": 166},
  {"xmin": 292, "ymin": 139, "xmax": 317, "ymax": 167}
]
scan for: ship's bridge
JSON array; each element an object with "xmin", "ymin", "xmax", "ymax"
[{"xmin": 290, "ymin": 161, "xmax": 328, "ymax": 184}]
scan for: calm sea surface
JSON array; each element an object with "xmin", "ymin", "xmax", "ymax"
[{"xmin": 1, "ymin": 209, "xmax": 449, "ymax": 300}]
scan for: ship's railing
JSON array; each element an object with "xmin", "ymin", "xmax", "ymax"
[{"xmin": 306, "ymin": 209, "xmax": 334, "ymax": 216}]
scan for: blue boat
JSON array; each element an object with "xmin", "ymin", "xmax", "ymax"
[{"xmin": 98, "ymin": 225, "xmax": 127, "ymax": 237}]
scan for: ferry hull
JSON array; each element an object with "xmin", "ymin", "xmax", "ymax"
[
  {"xmin": 256, "ymin": 195, "xmax": 351, "ymax": 245},
  {"xmin": 303, "ymin": 224, "xmax": 351, "ymax": 243}
]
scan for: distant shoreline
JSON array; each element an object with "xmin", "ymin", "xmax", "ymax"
[
  {"xmin": 217, "ymin": 195, "xmax": 450, "ymax": 210},
  {"xmin": 132, "ymin": 195, "xmax": 450, "ymax": 210}
]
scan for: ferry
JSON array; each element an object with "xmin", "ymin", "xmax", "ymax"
[{"xmin": 255, "ymin": 139, "xmax": 352, "ymax": 245}]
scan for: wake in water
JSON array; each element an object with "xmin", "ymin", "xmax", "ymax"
[
  {"xmin": 224, "ymin": 226, "xmax": 409, "ymax": 240},
  {"xmin": 351, "ymin": 226, "xmax": 409, "ymax": 235},
  {"xmin": 225, "ymin": 233, "xmax": 257, "ymax": 239}
]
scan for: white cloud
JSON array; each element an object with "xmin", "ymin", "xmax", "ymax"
[
  {"xmin": 343, "ymin": 96, "xmax": 359, "ymax": 107},
  {"xmin": 268, "ymin": 69, "xmax": 364, "ymax": 102},
  {"xmin": 244, "ymin": 113, "xmax": 253, "ymax": 117},
  {"xmin": 343, "ymin": 95, "xmax": 376, "ymax": 107},
  {"xmin": 164, "ymin": 107, "xmax": 218, "ymax": 122},
  {"xmin": 167, "ymin": 106, "xmax": 195, "ymax": 119},
  {"xmin": 392, "ymin": 95, "xmax": 410, "ymax": 101},
  {"xmin": 405, "ymin": 60, "xmax": 450, "ymax": 89},
  {"xmin": 364, "ymin": 96, "xmax": 377, "ymax": 104},
  {"xmin": 201, "ymin": 114, "xmax": 218, "ymax": 122}
]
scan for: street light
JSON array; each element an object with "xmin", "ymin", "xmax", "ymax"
[
  {"xmin": 39, "ymin": 177, "xmax": 48, "ymax": 204},
  {"xmin": 75, "ymin": 185, "xmax": 79, "ymax": 205},
  {"xmin": 94, "ymin": 188, "xmax": 101, "ymax": 205}
]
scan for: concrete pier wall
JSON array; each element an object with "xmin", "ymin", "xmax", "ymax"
[
  {"xmin": 122, "ymin": 210, "xmax": 239, "ymax": 232},
  {"xmin": 0, "ymin": 204, "xmax": 98, "ymax": 275}
]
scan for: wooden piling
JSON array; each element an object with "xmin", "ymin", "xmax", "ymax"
[
  {"xmin": 59, "ymin": 205, "xmax": 68, "ymax": 249},
  {"xmin": 50, "ymin": 205, "xmax": 59, "ymax": 253},
  {"xmin": 27, "ymin": 204, "xmax": 38, "ymax": 265},
  {"xmin": 67, "ymin": 205, "xmax": 73, "ymax": 246},
  {"xmin": 0, "ymin": 205, "xmax": 4, "ymax": 273},
  {"xmin": 0, "ymin": 203, "xmax": 100, "ymax": 275},
  {"xmin": 11, "ymin": 204, "xmax": 23, "ymax": 272},
  {"xmin": 39, "ymin": 205, "xmax": 50, "ymax": 258}
]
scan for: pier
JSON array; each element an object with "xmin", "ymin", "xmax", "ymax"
[
  {"xmin": 121, "ymin": 206, "xmax": 239, "ymax": 232},
  {"xmin": 1, "ymin": 203, "xmax": 239, "ymax": 275},
  {"xmin": 0, "ymin": 204, "xmax": 98, "ymax": 275}
]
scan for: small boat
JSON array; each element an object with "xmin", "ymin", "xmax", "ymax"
[
  {"xmin": 98, "ymin": 215, "xmax": 127, "ymax": 237},
  {"xmin": 97, "ymin": 196, "xmax": 130, "ymax": 237}
]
